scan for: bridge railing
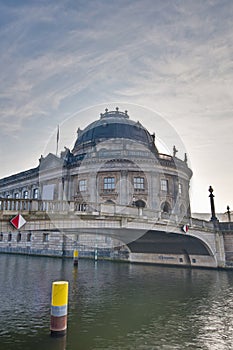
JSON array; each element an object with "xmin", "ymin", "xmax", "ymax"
[
  {"xmin": 219, "ymin": 222, "xmax": 233, "ymax": 232},
  {"xmin": 0, "ymin": 198, "xmax": 216, "ymax": 230},
  {"xmin": 0, "ymin": 198, "xmax": 75, "ymax": 213},
  {"xmin": 189, "ymin": 217, "xmax": 215, "ymax": 230}
]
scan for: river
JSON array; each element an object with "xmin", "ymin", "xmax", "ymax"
[{"xmin": 1, "ymin": 254, "xmax": 233, "ymax": 350}]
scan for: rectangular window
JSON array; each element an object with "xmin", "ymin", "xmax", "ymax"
[
  {"xmin": 17, "ymin": 233, "xmax": 21, "ymax": 242},
  {"xmin": 27, "ymin": 233, "xmax": 32, "ymax": 242},
  {"xmin": 0, "ymin": 233, "xmax": 3, "ymax": 242},
  {"xmin": 43, "ymin": 233, "xmax": 49, "ymax": 242},
  {"xmin": 23, "ymin": 190, "xmax": 29, "ymax": 199},
  {"xmin": 33, "ymin": 188, "xmax": 39, "ymax": 199},
  {"xmin": 161, "ymin": 179, "xmax": 168, "ymax": 192},
  {"xmin": 8, "ymin": 233, "xmax": 12, "ymax": 242},
  {"xmin": 178, "ymin": 183, "xmax": 183, "ymax": 195},
  {"xmin": 134, "ymin": 177, "xmax": 144, "ymax": 190},
  {"xmin": 79, "ymin": 180, "xmax": 87, "ymax": 192},
  {"xmin": 104, "ymin": 177, "xmax": 115, "ymax": 190}
]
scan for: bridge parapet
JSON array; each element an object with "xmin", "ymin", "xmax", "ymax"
[
  {"xmin": 0, "ymin": 198, "xmax": 82, "ymax": 213},
  {"xmin": 0, "ymin": 198, "xmax": 215, "ymax": 233},
  {"xmin": 189, "ymin": 217, "xmax": 215, "ymax": 231},
  {"xmin": 219, "ymin": 222, "xmax": 233, "ymax": 232},
  {"xmin": 0, "ymin": 199, "xmax": 160, "ymax": 225}
]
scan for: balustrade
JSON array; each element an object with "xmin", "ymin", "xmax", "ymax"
[
  {"xmin": 0, "ymin": 198, "xmax": 72, "ymax": 213},
  {"xmin": 0, "ymin": 198, "xmax": 216, "ymax": 231}
]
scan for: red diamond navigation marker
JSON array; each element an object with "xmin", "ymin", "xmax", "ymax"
[
  {"xmin": 10, "ymin": 214, "xmax": 27, "ymax": 229},
  {"xmin": 182, "ymin": 224, "xmax": 189, "ymax": 233}
]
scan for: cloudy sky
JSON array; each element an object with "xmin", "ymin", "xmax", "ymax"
[{"xmin": 0, "ymin": 0, "xmax": 232, "ymax": 213}]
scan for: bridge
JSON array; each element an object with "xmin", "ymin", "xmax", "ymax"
[{"xmin": 0, "ymin": 198, "xmax": 229, "ymax": 268}]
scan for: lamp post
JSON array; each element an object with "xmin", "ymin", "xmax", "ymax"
[
  {"xmin": 209, "ymin": 186, "xmax": 217, "ymax": 221},
  {"xmin": 227, "ymin": 206, "xmax": 231, "ymax": 222}
]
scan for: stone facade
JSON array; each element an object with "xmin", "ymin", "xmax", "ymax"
[
  {"xmin": 0, "ymin": 109, "xmax": 192, "ymax": 216},
  {"xmin": 0, "ymin": 108, "xmax": 195, "ymax": 262}
]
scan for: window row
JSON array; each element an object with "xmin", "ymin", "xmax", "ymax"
[
  {"xmin": 0, "ymin": 233, "xmax": 32, "ymax": 242},
  {"xmin": 161, "ymin": 179, "xmax": 183, "ymax": 194},
  {"xmin": 79, "ymin": 177, "xmax": 146, "ymax": 192},
  {"xmin": 0, "ymin": 232, "xmax": 49, "ymax": 243},
  {"xmin": 2, "ymin": 179, "xmax": 184, "ymax": 199},
  {"xmin": 78, "ymin": 177, "xmax": 183, "ymax": 194},
  {"xmin": 4, "ymin": 188, "xmax": 39, "ymax": 199}
]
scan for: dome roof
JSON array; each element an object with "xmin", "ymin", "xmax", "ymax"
[{"xmin": 73, "ymin": 108, "xmax": 158, "ymax": 153}]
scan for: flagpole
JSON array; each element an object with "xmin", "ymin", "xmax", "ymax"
[{"xmin": 56, "ymin": 125, "xmax": 59, "ymax": 156}]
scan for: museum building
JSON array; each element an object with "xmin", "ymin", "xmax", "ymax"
[
  {"xmin": 0, "ymin": 108, "xmax": 193, "ymax": 258},
  {"xmin": 0, "ymin": 108, "xmax": 192, "ymax": 213}
]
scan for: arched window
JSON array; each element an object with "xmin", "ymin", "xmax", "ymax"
[
  {"xmin": 161, "ymin": 201, "xmax": 171, "ymax": 213},
  {"xmin": 135, "ymin": 199, "xmax": 146, "ymax": 208}
]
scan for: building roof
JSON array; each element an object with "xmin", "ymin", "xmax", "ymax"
[{"xmin": 72, "ymin": 108, "xmax": 158, "ymax": 153}]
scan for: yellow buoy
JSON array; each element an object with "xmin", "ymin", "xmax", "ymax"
[
  {"xmin": 50, "ymin": 281, "xmax": 69, "ymax": 336},
  {"xmin": 73, "ymin": 249, "xmax": 79, "ymax": 266}
]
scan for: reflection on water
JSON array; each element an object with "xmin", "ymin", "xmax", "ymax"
[{"xmin": 0, "ymin": 254, "xmax": 233, "ymax": 349}]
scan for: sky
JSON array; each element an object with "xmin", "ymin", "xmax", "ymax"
[{"xmin": 0, "ymin": 0, "xmax": 233, "ymax": 214}]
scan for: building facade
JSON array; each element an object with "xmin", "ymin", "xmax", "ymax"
[
  {"xmin": 0, "ymin": 108, "xmax": 192, "ymax": 216},
  {"xmin": 0, "ymin": 108, "xmax": 197, "ymax": 261}
]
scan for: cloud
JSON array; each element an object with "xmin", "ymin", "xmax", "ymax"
[
  {"xmin": 0, "ymin": 0, "xmax": 233, "ymax": 211},
  {"xmin": 1, "ymin": 0, "xmax": 232, "ymax": 130}
]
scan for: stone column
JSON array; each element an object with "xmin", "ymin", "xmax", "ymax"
[
  {"xmin": 68, "ymin": 176, "xmax": 74, "ymax": 200},
  {"xmin": 89, "ymin": 172, "xmax": 97, "ymax": 204},
  {"xmin": 149, "ymin": 172, "xmax": 159, "ymax": 210},
  {"xmin": 120, "ymin": 170, "xmax": 128, "ymax": 206},
  {"xmin": 58, "ymin": 179, "xmax": 63, "ymax": 200},
  {"xmin": 63, "ymin": 178, "xmax": 69, "ymax": 201}
]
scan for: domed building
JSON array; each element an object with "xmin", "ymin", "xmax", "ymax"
[
  {"xmin": 42, "ymin": 107, "xmax": 191, "ymax": 216},
  {"xmin": 0, "ymin": 107, "xmax": 192, "ymax": 216},
  {"xmin": 0, "ymin": 107, "xmax": 193, "ymax": 259}
]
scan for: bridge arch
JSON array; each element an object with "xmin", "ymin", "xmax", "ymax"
[{"xmin": 126, "ymin": 230, "xmax": 217, "ymax": 267}]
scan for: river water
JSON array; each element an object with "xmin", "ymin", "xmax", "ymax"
[{"xmin": 1, "ymin": 254, "xmax": 233, "ymax": 350}]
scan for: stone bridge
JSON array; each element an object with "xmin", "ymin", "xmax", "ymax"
[{"xmin": 0, "ymin": 198, "xmax": 227, "ymax": 268}]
